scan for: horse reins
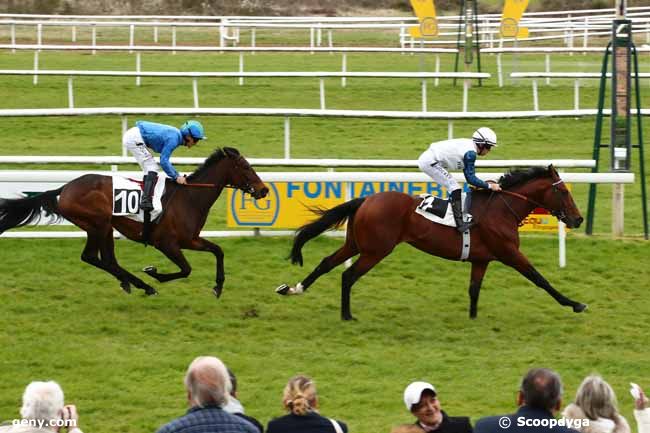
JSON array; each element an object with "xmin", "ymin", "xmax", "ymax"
[{"xmin": 495, "ymin": 180, "xmax": 567, "ymax": 225}]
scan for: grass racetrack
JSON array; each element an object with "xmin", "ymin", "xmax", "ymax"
[
  {"xmin": 1, "ymin": 235, "xmax": 649, "ymax": 432},
  {"xmin": 1, "ymin": 25, "xmax": 650, "ymax": 433}
]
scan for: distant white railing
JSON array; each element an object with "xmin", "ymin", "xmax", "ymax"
[
  {"xmin": 0, "ymin": 69, "xmax": 489, "ymax": 112},
  {"xmin": 511, "ymin": 72, "xmax": 650, "ymax": 111}
]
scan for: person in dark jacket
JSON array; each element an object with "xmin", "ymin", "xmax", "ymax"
[
  {"xmin": 400, "ymin": 381, "xmax": 472, "ymax": 433},
  {"xmin": 266, "ymin": 375, "xmax": 347, "ymax": 433},
  {"xmin": 474, "ymin": 368, "xmax": 580, "ymax": 433}
]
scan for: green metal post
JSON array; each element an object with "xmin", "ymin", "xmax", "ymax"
[
  {"xmin": 586, "ymin": 42, "xmax": 611, "ymax": 235},
  {"xmin": 632, "ymin": 46, "xmax": 649, "ymax": 239}
]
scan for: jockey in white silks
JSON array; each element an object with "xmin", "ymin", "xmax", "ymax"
[{"xmin": 418, "ymin": 127, "xmax": 502, "ymax": 232}]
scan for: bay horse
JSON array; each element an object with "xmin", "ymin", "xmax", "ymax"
[
  {"xmin": 277, "ymin": 165, "xmax": 587, "ymax": 320},
  {"xmin": 0, "ymin": 147, "xmax": 268, "ymax": 297}
]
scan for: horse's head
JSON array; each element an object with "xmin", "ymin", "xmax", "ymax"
[
  {"xmin": 222, "ymin": 147, "xmax": 269, "ymax": 199},
  {"xmin": 541, "ymin": 165, "xmax": 583, "ymax": 228}
]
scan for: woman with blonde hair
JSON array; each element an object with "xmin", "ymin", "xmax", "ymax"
[
  {"xmin": 266, "ymin": 375, "xmax": 348, "ymax": 433},
  {"xmin": 562, "ymin": 375, "xmax": 631, "ymax": 433}
]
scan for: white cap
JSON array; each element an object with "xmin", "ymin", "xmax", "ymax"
[
  {"xmin": 472, "ymin": 127, "xmax": 498, "ymax": 147},
  {"xmin": 403, "ymin": 381, "xmax": 436, "ymax": 411}
]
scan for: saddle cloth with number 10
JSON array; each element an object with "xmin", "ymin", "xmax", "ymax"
[{"xmin": 111, "ymin": 175, "xmax": 166, "ymax": 223}]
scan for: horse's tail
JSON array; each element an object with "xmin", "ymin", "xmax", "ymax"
[
  {"xmin": 0, "ymin": 187, "xmax": 65, "ymax": 234},
  {"xmin": 290, "ymin": 197, "xmax": 366, "ymax": 266}
]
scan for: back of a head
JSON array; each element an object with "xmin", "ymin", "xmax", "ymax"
[
  {"xmin": 282, "ymin": 375, "xmax": 318, "ymax": 416},
  {"xmin": 20, "ymin": 381, "xmax": 65, "ymax": 427},
  {"xmin": 520, "ymin": 368, "xmax": 563, "ymax": 412},
  {"xmin": 575, "ymin": 375, "xmax": 620, "ymax": 422},
  {"xmin": 184, "ymin": 356, "xmax": 232, "ymax": 408}
]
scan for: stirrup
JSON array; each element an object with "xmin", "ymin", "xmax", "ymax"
[
  {"xmin": 456, "ymin": 221, "xmax": 475, "ymax": 233},
  {"xmin": 140, "ymin": 199, "xmax": 153, "ymax": 212}
]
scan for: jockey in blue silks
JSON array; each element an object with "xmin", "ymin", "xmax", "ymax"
[
  {"xmin": 417, "ymin": 127, "xmax": 501, "ymax": 232},
  {"xmin": 122, "ymin": 120, "xmax": 207, "ymax": 212}
]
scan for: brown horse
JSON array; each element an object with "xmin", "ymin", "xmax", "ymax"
[
  {"xmin": 277, "ymin": 165, "xmax": 587, "ymax": 320},
  {"xmin": 0, "ymin": 147, "xmax": 268, "ymax": 297}
]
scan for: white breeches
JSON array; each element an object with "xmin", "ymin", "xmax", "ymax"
[
  {"xmin": 123, "ymin": 127, "xmax": 160, "ymax": 174},
  {"xmin": 418, "ymin": 149, "xmax": 461, "ymax": 193}
]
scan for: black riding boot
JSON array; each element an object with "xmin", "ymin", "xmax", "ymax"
[
  {"xmin": 450, "ymin": 189, "xmax": 474, "ymax": 233},
  {"xmin": 140, "ymin": 171, "xmax": 158, "ymax": 212}
]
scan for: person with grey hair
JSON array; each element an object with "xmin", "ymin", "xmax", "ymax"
[
  {"xmin": 0, "ymin": 381, "xmax": 82, "ymax": 433},
  {"xmin": 562, "ymin": 375, "xmax": 630, "ymax": 433},
  {"xmin": 156, "ymin": 356, "xmax": 258, "ymax": 433},
  {"xmin": 474, "ymin": 368, "xmax": 579, "ymax": 433}
]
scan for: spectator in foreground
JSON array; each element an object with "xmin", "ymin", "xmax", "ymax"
[
  {"xmin": 156, "ymin": 356, "xmax": 257, "ymax": 433},
  {"xmin": 266, "ymin": 374, "xmax": 347, "ymax": 433},
  {"xmin": 222, "ymin": 368, "xmax": 264, "ymax": 433},
  {"xmin": 562, "ymin": 374, "xmax": 630, "ymax": 433},
  {"xmin": 0, "ymin": 381, "xmax": 82, "ymax": 433},
  {"xmin": 633, "ymin": 384, "xmax": 650, "ymax": 433},
  {"xmin": 474, "ymin": 368, "xmax": 579, "ymax": 433},
  {"xmin": 398, "ymin": 381, "xmax": 472, "ymax": 433}
]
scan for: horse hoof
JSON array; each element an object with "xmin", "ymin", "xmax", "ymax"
[
  {"xmin": 143, "ymin": 266, "xmax": 157, "ymax": 276},
  {"xmin": 212, "ymin": 286, "xmax": 223, "ymax": 299},
  {"xmin": 573, "ymin": 303, "xmax": 587, "ymax": 313},
  {"xmin": 275, "ymin": 284, "xmax": 290, "ymax": 295},
  {"xmin": 120, "ymin": 281, "xmax": 131, "ymax": 294},
  {"xmin": 342, "ymin": 314, "xmax": 357, "ymax": 321}
]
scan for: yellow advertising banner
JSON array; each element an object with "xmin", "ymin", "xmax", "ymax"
[
  {"xmin": 227, "ymin": 181, "xmax": 566, "ymax": 233},
  {"xmin": 500, "ymin": 0, "xmax": 529, "ymax": 38},
  {"xmin": 408, "ymin": 0, "xmax": 438, "ymax": 38}
]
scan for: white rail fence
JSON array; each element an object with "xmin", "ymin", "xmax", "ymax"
[
  {"xmin": 1, "ymin": 107, "xmax": 649, "ymax": 159},
  {"xmin": 0, "ymin": 169, "xmax": 634, "ymax": 267},
  {"xmin": 0, "ymin": 69, "xmax": 488, "ymax": 112},
  {"xmin": 511, "ymin": 72, "xmax": 650, "ymax": 111},
  {"xmin": 2, "ymin": 7, "xmax": 650, "ymax": 50}
]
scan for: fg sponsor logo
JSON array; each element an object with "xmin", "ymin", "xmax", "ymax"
[{"xmin": 230, "ymin": 182, "xmax": 279, "ymax": 226}]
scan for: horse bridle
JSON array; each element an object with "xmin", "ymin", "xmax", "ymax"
[
  {"xmin": 224, "ymin": 155, "xmax": 257, "ymax": 195},
  {"xmin": 495, "ymin": 179, "xmax": 569, "ymax": 225}
]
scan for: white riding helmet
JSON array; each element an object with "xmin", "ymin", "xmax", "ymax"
[{"xmin": 472, "ymin": 127, "xmax": 498, "ymax": 149}]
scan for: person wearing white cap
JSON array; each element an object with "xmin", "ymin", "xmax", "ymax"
[
  {"xmin": 417, "ymin": 127, "xmax": 501, "ymax": 232},
  {"xmin": 392, "ymin": 381, "xmax": 472, "ymax": 433}
]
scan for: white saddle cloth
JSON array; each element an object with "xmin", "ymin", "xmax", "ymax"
[
  {"xmin": 414, "ymin": 193, "xmax": 472, "ymax": 227},
  {"xmin": 111, "ymin": 175, "xmax": 166, "ymax": 223}
]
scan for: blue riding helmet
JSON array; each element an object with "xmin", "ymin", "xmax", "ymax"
[{"xmin": 180, "ymin": 120, "xmax": 207, "ymax": 140}]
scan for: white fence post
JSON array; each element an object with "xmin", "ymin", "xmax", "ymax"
[
  {"xmin": 135, "ymin": 52, "xmax": 141, "ymax": 87},
  {"xmin": 328, "ymin": 30, "xmax": 333, "ymax": 49},
  {"xmin": 284, "ymin": 117, "xmax": 291, "ymax": 159},
  {"xmin": 193, "ymin": 78, "xmax": 199, "ymax": 108},
  {"xmin": 448, "ymin": 121, "xmax": 453, "ymax": 139},
  {"xmin": 172, "ymin": 25, "xmax": 177, "ymax": 54},
  {"xmin": 317, "ymin": 25, "xmax": 322, "ymax": 46},
  {"xmin": 251, "ymin": 27, "xmax": 256, "ymax": 54},
  {"xmin": 310, "ymin": 27, "xmax": 314, "ymax": 54},
  {"xmin": 545, "ymin": 54, "xmax": 551, "ymax": 85},
  {"xmin": 341, "ymin": 53, "xmax": 347, "ymax": 88},
  {"xmin": 435, "ymin": 55, "xmax": 440, "ymax": 87},
  {"xmin": 559, "ymin": 221, "xmax": 566, "ymax": 268},
  {"xmin": 239, "ymin": 53, "xmax": 244, "ymax": 86},
  {"xmin": 33, "ymin": 51, "xmax": 38, "ymax": 85},
  {"xmin": 583, "ymin": 17, "xmax": 589, "ymax": 50},
  {"xmin": 153, "ymin": 26, "xmax": 158, "ymax": 43},
  {"xmin": 497, "ymin": 53, "xmax": 503, "ymax": 87},
  {"xmin": 532, "ymin": 79, "xmax": 539, "ymax": 111},
  {"xmin": 71, "ymin": 25, "xmax": 76, "ymax": 43},
  {"xmin": 121, "ymin": 116, "xmax": 128, "ymax": 157},
  {"xmin": 462, "ymin": 80, "xmax": 469, "ymax": 112},
  {"xmin": 129, "ymin": 24, "xmax": 134, "ymax": 53},
  {"xmin": 422, "ymin": 80, "xmax": 427, "ymax": 112},
  {"xmin": 574, "ymin": 79, "xmax": 580, "ymax": 110},
  {"xmin": 37, "ymin": 23, "xmax": 42, "ymax": 48},
  {"xmin": 319, "ymin": 78, "xmax": 326, "ymax": 110},
  {"xmin": 67, "ymin": 77, "xmax": 74, "ymax": 108}
]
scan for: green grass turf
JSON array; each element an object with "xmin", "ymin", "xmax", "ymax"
[
  {"xmin": 0, "ymin": 236, "xmax": 648, "ymax": 433},
  {"xmin": 0, "ymin": 32, "xmax": 649, "ymax": 433}
]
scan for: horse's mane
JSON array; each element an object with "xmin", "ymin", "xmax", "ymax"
[
  {"xmin": 187, "ymin": 147, "xmax": 240, "ymax": 181},
  {"xmin": 498, "ymin": 166, "xmax": 550, "ymax": 189}
]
